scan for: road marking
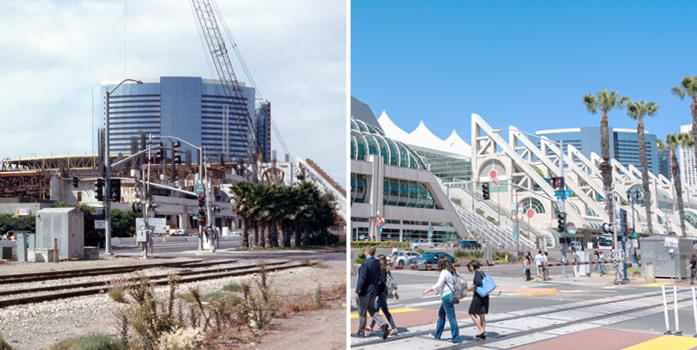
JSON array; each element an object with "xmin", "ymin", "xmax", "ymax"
[
  {"xmin": 351, "ymin": 307, "xmax": 421, "ymax": 320},
  {"xmin": 622, "ymin": 335, "xmax": 697, "ymax": 350}
]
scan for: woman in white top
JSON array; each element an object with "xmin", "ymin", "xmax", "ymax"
[{"xmin": 423, "ymin": 257, "xmax": 463, "ymax": 343}]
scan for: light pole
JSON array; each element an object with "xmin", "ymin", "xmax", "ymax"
[
  {"xmin": 154, "ymin": 135, "xmax": 206, "ymax": 250},
  {"xmin": 104, "ymin": 78, "xmax": 142, "ymax": 255}
]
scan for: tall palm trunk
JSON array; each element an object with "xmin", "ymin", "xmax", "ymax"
[
  {"xmin": 670, "ymin": 147, "xmax": 687, "ymax": 236},
  {"xmin": 282, "ymin": 223, "xmax": 291, "ymax": 247},
  {"xmin": 253, "ymin": 223, "xmax": 260, "ymax": 247},
  {"xmin": 692, "ymin": 96, "xmax": 697, "ymax": 173},
  {"xmin": 270, "ymin": 221, "xmax": 279, "ymax": 247},
  {"xmin": 637, "ymin": 117, "xmax": 653, "ymax": 234},
  {"xmin": 600, "ymin": 111, "xmax": 615, "ymax": 226},
  {"xmin": 294, "ymin": 223, "xmax": 302, "ymax": 248},
  {"xmin": 242, "ymin": 218, "xmax": 249, "ymax": 249}
]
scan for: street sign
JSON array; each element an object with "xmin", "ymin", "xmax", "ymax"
[
  {"xmin": 664, "ymin": 236, "xmax": 679, "ymax": 248},
  {"xmin": 194, "ymin": 182, "xmax": 205, "ymax": 195},
  {"xmin": 489, "ymin": 169, "xmax": 497, "ymax": 182},
  {"xmin": 512, "ymin": 225, "xmax": 519, "ymax": 241},
  {"xmin": 554, "ymin": 189, "xmax": 572, "ymax": 200},
  {"xmin": 527, "ymin": 208, "xmax": 535, "ymax": 219},
  {"xmin": 15, "ymin": 208, "xmax": 31, "ymax": 216},
  {"xmin": 136, "ymin": 218, "xmax": 167, "ymax": 234},
  {"xmin": 94, "ymin": 220, "xmax": 105, "ymax": 229},
  {"xmin": 566, "ymin": 222, "xmax": 577, "ymax": 235}
]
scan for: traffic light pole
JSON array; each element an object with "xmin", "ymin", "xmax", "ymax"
[
  {"xmin": 104, "ymin": 90, "xmax": 112, "ymax": 256},
  {"xmin": 103, "ymin": 79, "xmax": 142, "ymax": 256},
  {"xmin": 558, "ymin": 139, "xmax": 568, "ymax": 263}
]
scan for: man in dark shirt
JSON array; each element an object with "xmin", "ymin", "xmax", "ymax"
[{"xmin": 355, "ymin": 246, "xmax": 388, "ymax": 339}]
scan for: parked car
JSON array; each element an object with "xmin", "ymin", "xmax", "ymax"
[
  {"xmin": 459, "ymin": 240, "xmax": 481, "ymax": 249},
  {"xmin": 416, "ymin": 251, "xmax": 456, "ymax": 265},
  {"xmin": 169, "ymin": 229, "xmax": 188, "ymax": 236},
  {"xmin": 390, "ymin": 250, "xmax": 420, "ymax": 266},
  {"xmin": 410, "ymin": 239, "xmax": 434, "ymax": 250}
]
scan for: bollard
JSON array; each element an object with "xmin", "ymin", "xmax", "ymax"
[
  {"xmin": 674, "ymin": 285, "xmax": 683, "ymax": 335},
  {"xmin": 663, "ymin": 285, "xmax": 672, "ymax": 334},
  {"xmin": 692, "ymin": 287, "xmax": 697, "ymax": 337}
]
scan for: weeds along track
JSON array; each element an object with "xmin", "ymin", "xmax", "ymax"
[{"xmin": 0, "ymin": 260, "xmax": 313, "ymax": 308}]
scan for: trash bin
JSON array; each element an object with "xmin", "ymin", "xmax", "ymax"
[{"xmin": 643, "ymin": 263, "xmax": 656, "ymax": 284}]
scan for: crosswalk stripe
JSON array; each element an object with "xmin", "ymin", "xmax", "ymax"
[
  {"xmin": 622, "ymin": 335, "xmax": 697, "ymax": 350},
  {"xmin": 350, "ymin": 307, "xmax": 421, "ymax": 320}
]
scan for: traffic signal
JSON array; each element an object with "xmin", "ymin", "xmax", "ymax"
[
  {"xmin": 72, "ymin": 176, "xmax": 79, "ymax": 188},
  {"xmin": 551, "ymin": 176, "xmax": 565, "ymax": 189},
  {"xmin": 156, "ymin": 142, "xmax": 164, "ymax": 162},
  {"xmin": 557, "ymin": 212, "xmax": 567, "ymax": 233},
  {"xmin": 110, "ymin": 179, "xmax": 121, "ymax": 202},
  {"xmin": 619, "ymin": 208, "xmax": 628, "ymax": 235},
  {"xmin": 482, "ymin": 183, "xmax": 490, "ymax": 200},
  {"xmin": 94, "ymin": 179, "xmax": 105, "ymax": 201},
  {"xmin": 172, "ymin": 141, "xmax": 182, "ymax": 165},
  {"xmin": 132, "ymin": 201, "xmax": 143, "ymax": 214}
]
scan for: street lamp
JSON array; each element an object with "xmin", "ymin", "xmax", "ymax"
[
  {"xmin": 104, "ymin": 78, "xmax": 143, "ymax": 255},
  {"xmin": 154, "ymin": 135, "xmax": 207, "ymax": 251}
]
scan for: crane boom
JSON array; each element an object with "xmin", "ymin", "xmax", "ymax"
[{"xmin": 191, "ymin": 0, "xmax": 258, "ymax": 178}]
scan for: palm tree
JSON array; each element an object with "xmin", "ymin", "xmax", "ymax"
[
  {"xmin": 623, "ymin": 98, "xmax": 659, "ymax": 234},
  {"xmin": 665, "ymin": 133, "xmax": 693, "ymax": 236},
  {"xmin": 583, "ymin": 90, "xmax": 626, "ymax": 226},
  {"xmin": 231, "ymin": 182, "xmax": 254, "ymax": 249},
  {"xmin": 671, "ymin": 76, "xmax": 697, "ymax": 171}
]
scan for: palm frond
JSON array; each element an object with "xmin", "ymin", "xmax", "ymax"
[
  {"xmin": 672, "ymin": 86, "xmax": 686, "ymax": 99},
  {"xmin": 646, "ymin": 101, "xmax": 659, "ymax": 116},
  {"xmin": 583, "ymin": 94, "xmax": 597, "ymax": 114}
]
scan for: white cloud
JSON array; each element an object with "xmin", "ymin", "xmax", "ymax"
[{"xmin": 0, "ymin": 0, "xmax": 346, "ymax": 184}]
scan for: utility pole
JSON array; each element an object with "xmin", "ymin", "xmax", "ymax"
[{"xmin": 104, "ymin": 78, "xmax": 142, "ymax": 255}]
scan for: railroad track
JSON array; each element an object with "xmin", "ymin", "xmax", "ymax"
[
  {"xmin": 0, "ymin": 260, "xmax": 313, "ymax": 308},
  {"xmin": 0, "ymin": 258, "xmax": 242, "ymax": 285}
]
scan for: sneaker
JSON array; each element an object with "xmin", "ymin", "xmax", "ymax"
[
  {"xmin": 451, "ymin": 336, "xmax": 464, "ymax": 343},
  {"xmin": 389, "ymin": 328, "xmax": 398, "ymax": 336},
  {"xmin": 430, "ymin": 332, "xmax": 441, "ymax": 340}
]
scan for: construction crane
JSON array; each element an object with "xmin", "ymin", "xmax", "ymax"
[
  {"xmin": 191, "ymin": 0, "xmax": 259, "ymax": 179},
  {"xmin": 192, "ymin": 0, "xmax": 292, "ymax": 164},
  {"xmin": 207, "ymin": 1, "xmax": 292, "ymax": 159}
]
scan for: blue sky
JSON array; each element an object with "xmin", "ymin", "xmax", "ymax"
[{"xmin": 352, "ymin": 0, "xmax": 696, "ymax": 141}]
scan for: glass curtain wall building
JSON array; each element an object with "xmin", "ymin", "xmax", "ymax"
[
  {"xmin": 536, "ymin": 127, "xmax": 659, "ymax": 174},
  {"xmin": 102, "ymin": 76, "xmax": 262, "ymax": 162},
  {"xmin": 350, "ymin": 97, "xmax": 466, "ymax": 243}
]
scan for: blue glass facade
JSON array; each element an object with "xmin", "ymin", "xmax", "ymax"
[
  {"xmin": 102, "ymin": 76, "xmax": 256, "ymax": 162},
  {"xmin": 536, "ymin": 127, "xmax": 659, "ymax": 174}
]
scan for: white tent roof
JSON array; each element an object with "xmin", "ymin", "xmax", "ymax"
[{"xmin": 377, "ymin": 111, "xmax": 471, "ymax": 158}]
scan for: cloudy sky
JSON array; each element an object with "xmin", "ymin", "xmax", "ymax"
[{"xmin": 0, "ymin": 0, "xmax": 346, "ymax": 183}]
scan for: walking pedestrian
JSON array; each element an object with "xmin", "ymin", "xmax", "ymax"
[
  {"xmin": 690, "ymin": 254, "xmax": 697, "ymax": 285},
  {"xmin": 354, "ymin": 246, "xmax": 389, "ymax": 339},
  {"xmin": 423, "ymin": 256, "xmax": 463, "ymax": 343},
  {"xmin": 571, "ymin": 247, "xmax": 579, "ymax": 281},
  {"xmin": 467, "ymin": 260, "xmax": 490, "ymax": 340},
  {"xmin": 369, "ymin": 255, "xmax": 398, "ymax": 336},
  {"xmin": 543, "ymin": 251, "xmax": 550, "ymax": 281},
  {"xmin": 534, "ymin": 250, "xmax": 544, "ymax": 281},
  {"xmin": 598, "ymin": 249, "xmax": 607, "ymax": 275},
  {"xmin": 524, "ymin": 252, "xmax": 532, "ymax": 281}
]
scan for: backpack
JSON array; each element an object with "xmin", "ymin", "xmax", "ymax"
[
  {"xmin": 475, "ymin": 272, "xmax": 496, "ymax": 298},
  {"xmin": 445, "ymin": 271, "xmax": 467, "ymax": 303},
  {"xmin": 386, "ymin": 272, "xmax": 399, "ymax": 299}
]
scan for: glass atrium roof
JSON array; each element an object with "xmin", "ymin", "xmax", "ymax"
[{"xmin": 351, "ymin": 118, "xmax": 427, "ymax": 169}]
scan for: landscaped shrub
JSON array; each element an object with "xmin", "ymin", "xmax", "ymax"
[{"xmin": 351, "ymin": 240, "xmax": 410, "ymax": 250}]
